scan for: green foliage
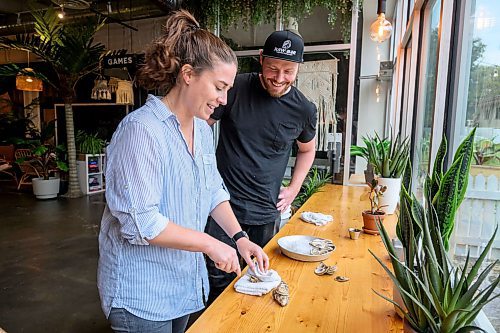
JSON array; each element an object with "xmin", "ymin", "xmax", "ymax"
[
  {"xmin": 371, "ymin": 129, "xmax": 499, "ymax": 332},
  {"xmin": 293, "ymin": 166, "xmax": 332, "ymax": 208},
  {"xmin": 472, "ymin": 136, "xmax": 499, "ymax": 166},
  {"xmin": 0, "ymin": 6, "xmax": 107, "ymax": 95},
  {"xmin": 183, "ymin": 0, "xmax": 359, "ymax": 42},
  {"xmin": 76, "ymin": 130, "xmax": 106, "ymax": 155},
  {"xmin": 351, "ymin": 132, "xmax": 410, "ymax": 178},
  {"xmin": 17, "ymin": 143, "xmax": 69, "ymax": 180}
]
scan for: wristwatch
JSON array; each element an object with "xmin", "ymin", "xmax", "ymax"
[{"xmin": 231, "ymin": 230, "xmax": 249, "ymax": 243}]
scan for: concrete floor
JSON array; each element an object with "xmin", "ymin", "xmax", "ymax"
[
  {"xmin": 1, "ymin": 181, "xmax": 498, "ymax": 332},
  {"xmin": 0, "ymin": 184, "xmax": 112, "ymax": 333}
]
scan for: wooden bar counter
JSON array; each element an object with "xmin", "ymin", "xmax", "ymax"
[{"xmin": 188, "ymin": 184, "xmax": 403, "ymax": 333}]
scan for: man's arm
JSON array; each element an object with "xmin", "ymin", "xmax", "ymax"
[{"xmin": 276, "ymin": 138, "xmax": 316, "ymax": 212}]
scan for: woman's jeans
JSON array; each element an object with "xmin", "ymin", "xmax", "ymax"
[{"xmin": 108, "ymin": 308, "xmax": 190, "ymax": 333}]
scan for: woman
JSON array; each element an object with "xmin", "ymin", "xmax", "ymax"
[{"xmin": 97, "ymin": 10, "xmax": 269, "ymax": 333}]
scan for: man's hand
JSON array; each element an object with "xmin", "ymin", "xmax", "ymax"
[
  {"xmin": 277, "ymin": 186, "xmax": 300, "ymax": 213},
  {"xmin": 235, "ymin": 238, "xmax": 269, "ymax": 273}
]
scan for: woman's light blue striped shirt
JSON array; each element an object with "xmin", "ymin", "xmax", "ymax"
[{"xmin": 97, "ymin": 95, "xmax": 229, "ymax": 321}]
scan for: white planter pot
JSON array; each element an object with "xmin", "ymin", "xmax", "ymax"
[
  {"xmin": 32, "ymin": 177, "xmax": 60, "ymax": 199},
  {"xmin": 378, "ymin": 177, "xmax": 401, "ymax": 215}
]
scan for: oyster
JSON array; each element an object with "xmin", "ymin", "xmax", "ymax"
[
  {"xmin": 335, "ymin": 276, "xmax": 350, "ymax": 282},
  {"xmin": 314, "ymin": 262, "xmax": 338, "ymax": 276},
  {"xmin": 249, "ymin": 275, "xmax": 261, "ymax": 283},
  {"xmin": 314, "ymin": 262, "xmax": 328, "ymax": 275},
  {"xmin": 309, "ymin": 238, "xmax": 335, "ymax": 255},
  {"xmin": 273, "ymin": 281, "xmax": 289, "ymax": 307}
]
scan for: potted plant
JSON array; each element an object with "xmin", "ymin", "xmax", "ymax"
[
  {"xmin": 18, "ymin": 143, "xmax": 69, "ymax": 199},
  {"xmin": 292, "ymin": 166, "xmax": 332, "ymax": 209},
  {"xmin": 361, "ymin": 178, "xmax": 387, "ymax": 234},
  {"xmin": 351, "ymin": 135, "xmax": 390, "ymax": 184},
  {"xmin": 364, "ymin": 132, "xmax": 410, "ymax": 214},
  {"xmin": 371, "ymin": 128, "xmax": 500, "ymax": 332},
  {"xmin": 76, "ymin": 130, "xmax": 106, "ymax": 157}
]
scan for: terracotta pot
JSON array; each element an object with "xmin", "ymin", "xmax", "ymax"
[{"xmin": 362, "ymin": 210, "xmax": 386, "ymax": 232}]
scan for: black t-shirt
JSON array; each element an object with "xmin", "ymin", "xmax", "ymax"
[{"xmin": 211, "ymin": 73, "xmax": 317, "ymax": 225}]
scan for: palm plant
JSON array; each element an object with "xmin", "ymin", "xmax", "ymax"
[
  {"xmin": 292, "ymin": 167, "xmax": 332, "ymax": 208},
  {"xmin": 0, "ymin": 7, "xmax": 106, "ymax": 197},
  {"xmin": 371, "ymin": 128, "xmax": 500, "ymax": 332}
]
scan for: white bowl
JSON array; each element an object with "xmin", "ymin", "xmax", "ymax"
[{"xmin": 277, "ymin": 235, "xmax": 335, "ymax": 262}]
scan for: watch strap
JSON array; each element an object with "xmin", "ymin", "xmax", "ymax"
[{"xmin": 231, "ymin": 230, "xmax": 249, "ymax": 243}]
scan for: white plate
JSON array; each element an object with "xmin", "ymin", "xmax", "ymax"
[{"xmin": 277, "ymin": 235, "xmax": 335, "ymax": 262}]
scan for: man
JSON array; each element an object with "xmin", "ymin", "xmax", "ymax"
[{"xmin": 205, "ymin": 30, "xmax": 317, "ymax": 303}]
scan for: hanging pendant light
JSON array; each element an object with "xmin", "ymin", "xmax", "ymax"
[
  {"xmin": 370, "ymin": 0, "xmax": 393, "ymax": 43},
  {"xmin": 16, "ymin": 51, "xmax": 43, "ymax": 92}
]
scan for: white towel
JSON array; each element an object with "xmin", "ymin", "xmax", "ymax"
[
  {"xmin": 300, "ymin": 212, "xmax": 333, "ymax": 226},
  {"xmin": 234, "ymin": 264, "xmax": 281, "ymax": 296}
]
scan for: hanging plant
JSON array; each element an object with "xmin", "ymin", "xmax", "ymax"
[{"xmin": 183, "ymin": 0, "xmax": 361, "ymax": 42}]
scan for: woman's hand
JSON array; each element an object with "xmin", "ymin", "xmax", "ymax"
[
  {"xmin": 205, "ymin": 239, "xmax": 241, "ymax": 276},
  {"xmin": 235, "ymin": 238, "xmax": 269, "ymax": 273}
]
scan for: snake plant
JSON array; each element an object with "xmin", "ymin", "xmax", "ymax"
[
  {"xmin": 371, "ymin": 129, "xmax": 499, "ymax": 332},
  {"xmin": 351, "ymin": 132, "xmax": 410, "ymax": 178}
]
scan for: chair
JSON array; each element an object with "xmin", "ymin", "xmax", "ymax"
[
  {"xmin": 0, "ymin": 154, "xmax": 18, "ymax": 186},
  {"xmin": 14, "ymin": 149, "xmax": 41, "ymax": 190}
]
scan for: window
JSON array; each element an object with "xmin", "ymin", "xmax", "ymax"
[
  {"xmin": 412, "ymin": 0, "xmax": 442, "ymax": 200},
  {"xmin": 450, "ymin": 0, "xmax": 500, "ymax": 259}
]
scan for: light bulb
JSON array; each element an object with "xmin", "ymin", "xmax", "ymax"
[
  {"xmin": 26, "ymin": 77, "xmax": 33, "ymax": 83},
  {"xmin": 57, "ymin": 6, "xmax": 65, "ymax": 19},
  {"xmin": 370, "ymin": 13, "xmax": 392, "ymax": 43}
]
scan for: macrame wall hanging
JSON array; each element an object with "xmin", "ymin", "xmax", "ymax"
[
  {"xmin": 116, "ymin": 79, "xmax": 134, "ymax": 105},
  {"xmin": 296, "ymin": 59, "xmax": 339, "ymax": 151},
  {"xmin": 91, "ymin": 75, "xmax": 112, "ymax": 100}
]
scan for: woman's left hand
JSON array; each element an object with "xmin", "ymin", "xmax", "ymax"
[{"xmin": 236, "ymin": 238, "xmax": 269, "ymax": 273}]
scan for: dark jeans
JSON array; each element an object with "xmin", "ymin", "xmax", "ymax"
[
  {"xmin": 204, "ymin": 216, "xmax": 277, "ymax": 305},
  {"xmin": 108, "ymin": 308, "xmax": 189, "ymax": 333}
]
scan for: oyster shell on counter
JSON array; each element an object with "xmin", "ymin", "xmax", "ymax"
[
  {"xmin": 314, "ymin": 262, "xmax": 338, "ymax": 276},
  {"xmin": 335, "ymin": 276, "xmax": 350, "ymax": 282},
  {"xmin": 273, "ymin": 281, "xmax": 290, "ymax": 307}
]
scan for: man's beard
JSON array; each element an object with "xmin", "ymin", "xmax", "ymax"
[{"xmin": 261, "ymin": 75, "xmax": 292, "ymax": 98}]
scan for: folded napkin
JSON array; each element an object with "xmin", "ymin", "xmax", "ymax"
[
  {"xmin": 300, "ymin": 212, "xmax": 333, "ymax": 226},
  {"xmin": 234, "ymin": 263, "xmax": 281, "ymax": 296}
]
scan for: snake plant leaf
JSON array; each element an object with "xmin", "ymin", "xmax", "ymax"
[
  {"xmin": 452, "ymin": 128, "xmax": 475, "ymax": 206},
  {"xmin": 431, "ymin": 134, "xmax": 447, "ymax": 200},
  {"xmin": 466, "ymin": 226, "xmax": 497, "ymax": 287},
  {"xmin": 455, "ymin": 326, "xmax": 486, "ymax": 333},
  {"xmin": 456, "ymin": 260, "xmax": 498, "ymax": 309},
  {"xmin": 398, "ymin": 188, "xmax": 414, "ymax": 260},
  {"xmin": 435, "ymin": 154, "xmax": 463, "ymax": 250}
]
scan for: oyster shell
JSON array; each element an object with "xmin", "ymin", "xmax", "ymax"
[
  {"xmin": 309, "ymin": 238, "xmax": 335, "ymax": 255},
  {"xmin": 314, "ymin": 262, "xmax": 328, "ymax": 275},
  {"xmin": 273, "ymin": 281, "xmax": 289, "ymax": 307},
  {"xmin": 314, "ymin": 262, "xmax": 338, "ymax": 276},
  {"xmin": 249, "ymin": 275, "xmax": 261, "ymax": 283},
  {"xmin": 335, "ymin": 276, "xmax": 350, "ymax": 282}
]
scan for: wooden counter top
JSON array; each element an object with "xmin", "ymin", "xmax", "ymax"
[{"xmin": 188, "ymin": 184, "xmax": 403, "ymax": 333}]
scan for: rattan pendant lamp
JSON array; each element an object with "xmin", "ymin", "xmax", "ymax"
[{"xmin": 16, "ymin": 51, "xmax": 43, "ymax": 92}]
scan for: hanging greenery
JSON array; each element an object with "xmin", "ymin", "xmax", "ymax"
[{"xmin": 183, "ymin": 0, "xmax": 360, "ymax": 42}]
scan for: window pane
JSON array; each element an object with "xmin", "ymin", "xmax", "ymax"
[
  {"xmin": 412, "ymin": 0, "xmax": 441, "ymax": 200},
  {"xmin": 451, "ymin": 0, "xmax": 499, "ymax": 327}
]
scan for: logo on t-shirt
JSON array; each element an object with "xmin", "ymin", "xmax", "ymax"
[{"xmin": 274, "ymin": 39, "xmax": 296, "ymax": 57}]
